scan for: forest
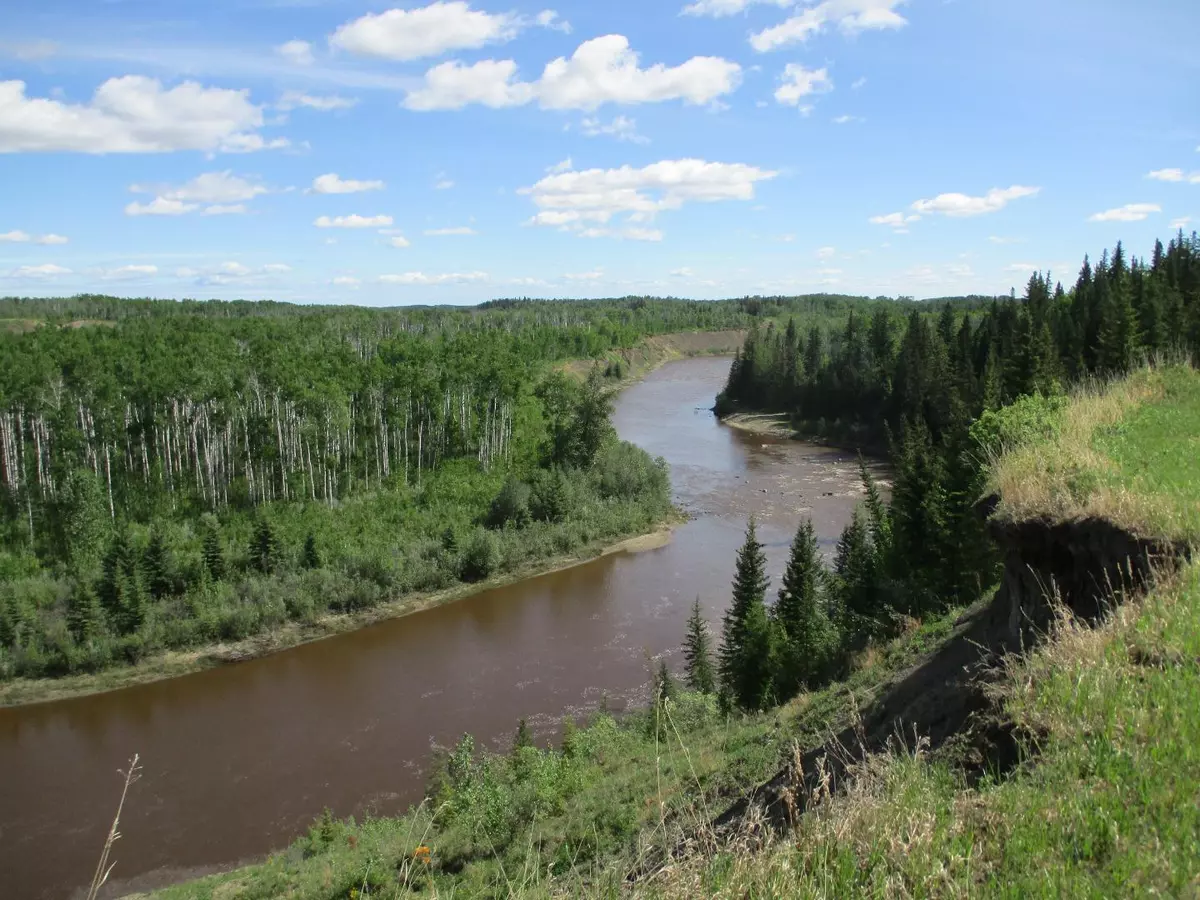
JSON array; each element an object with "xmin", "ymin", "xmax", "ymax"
[{"xmin": 706, "ymin": 230, "xmax": 1200, "ymax": 712}]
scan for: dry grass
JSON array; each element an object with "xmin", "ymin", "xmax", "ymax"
[{"xmin": 987, "ymin": 365, "xmax": 1200, "ymax": 541}]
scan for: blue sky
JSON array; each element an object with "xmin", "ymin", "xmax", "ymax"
[{"xmin": 1, "ymin": 0, "xmax": 1197, "ymax": 305}]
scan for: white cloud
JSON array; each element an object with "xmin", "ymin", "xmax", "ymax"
[
  {"xmin": 1170, "ymin": 216, "xmax": 1191, "ymax": 230},
  {"xmin": 564, "ymin": 269, "xmax": 604, "ymax": 280},
  {"xmin": 1147, "ymin": 167, "xmax": 1200, "ymax": 184},
  {"xmin": 379, "ymin": 271, "xmax": 489, "ymax": 285},
  {"xmin": 263, "ymin": 263, "xmax": 291, "ymax": 273},
  {"xmin": 534, "ymin": 10, "xmax": 572, "ymax": 32},
  {"xmin": 682, "ymin": 0, "xmax": 791, "ymax": 17},
  {"xmin": 578, "ymin": 226, "xmax": 663, "ymax": 241},
  {"xmin": 751, "ymin": 0, "xmax": 908, "ymax": 52},
  {"xmin": 671, "ymin": 267, "xmax": 695, "ymax": 277},
  {"xmin": 100, "ymin": 264, "xmax": 158, "ymax": 280},
  {"xmin": 180, "ymin": 261, "xmax": 290, "ymax": 286},
  {"xmin": 832, "ymin": 114, "xmax": 864, "ymax": 124},
  {"xmin": 1088, "ymin": 203, "xmax": 1161, "ymax": 223},
  {"xmin": 988, "ymin": 235, "xmax": 1024, "ymax": 244},
  {"xmin": 0, "ymin": 76, "xmax": 281, "ymax": 154},
  {"xmin": 775, "ymin": 64, "xmax": 832, "ymax": 107},
  {"xmin": 402, "ymin": 35, "xmax": 741, "ymax": 112},
  {"xmin": 911, "ymin": 185, "xmax": 1040, "ymax": 217},
  {"xmin": 277, "ymin": 91, "xmax": 358, "ymax": 112},
  {"xmin": 125, "ymin": 197, "xmax": 198, "ymax": 216},
  {"xmin": 547, "ymin": 157, "xmax": 574, "ymax": 174},
  {"xmin": 276, "ymin": 40, "xmax": 315, "ymax": 66},
  {"xmin": 201, "ymin": 204, "xmax": 248, "ymax": 215},
  {"xmin": 388, "ymin": 235, "xmax": 411, "ymax": 248},
  {"xmin": 581, "ymin": 114, "xmax": 647, "ymax": 143},
  {"xmin": 332, "ymin": 276, "xmax": 361, "ymax": 287},
  {"xmin": 521, "ymin": 157, "xmax": 776, "ymax": 240},
  {"xmin": 433, "ymin": 174, "xmax": 455, "ymax": 189},
  {"xmin": 9, "ymin": 41, "xmax": 58, "ymax": 62},
  {"xmin": 331, "ymin": 2, "xmax": 522, "ymax": 61},
  {"xmin": 870, "ymin": 211, "xmax": 920, "ymax": 228},
  {"xmin": 851, "ymin": 76, "xmax": 867, "ymax": 89},
  {"xmin": 133, "ymin": 170, "xmax": 269, "ymax": 204},
  {"xmin": 314, "ymin": 214, "xmax": 393, "ymax": 228},
  {"xmin": 816, "ymin": 246, "xmax": 836, "ymax": 259},
  {"xmin": 311, "ymin": 172, "xmax": 385, "ymax": 194},
  {"xmin": 0, "ymin": 230, "xmax": 67, "ymax": 244},
  {"xmin": 424, "ymin": 226, "xmax": 477, "ymax": 235},
  {"xmin": 10, "ymin": 263, "xmax": 71, "ymax": 277}
]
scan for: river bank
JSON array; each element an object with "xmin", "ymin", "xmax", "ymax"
[{"xmin": 0, "ymin": 522, "xmax": 680, "ymax": 709}]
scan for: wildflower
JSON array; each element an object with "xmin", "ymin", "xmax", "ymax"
[{"xmin": 414, "ymin": 845, "xmax": 432, "ymax": 865}]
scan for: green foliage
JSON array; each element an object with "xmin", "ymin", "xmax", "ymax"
[
  {"xmin": 682, "ymin": 596, "xmax": 716, "ymax": 694},
  {"xmin": 250, "ymin": 516, "xmax": 279, "ymax": 575},
  {"xmin": 487, "ymin": 476, "xmax": 532, "ymax": 529},
  {"xmin": 141, "ymin": 529, "xmax": 175, "ymax": 601},
  {"xmin": 50, "ymin": 468, "xmax": 107, "ymax": 570},
  {"xmin": 301, "ymin": 532, "xmax": 322, "ymax": 570},
  {"xmin": 774, "ymin": 518, "xmax": 837, "ymax": 694},
  {"xmin": 719, "ymin": 518, "xmax": 773, "ymax": 710},
  {"xmin": 460, "ymin": 528, "xmax": 499, "ymax": 582},
  {"xmin": 201, "ymin": 518, "xmax": 226, "ymax": 582},
  {"xmin": 512, "ymin": 718, "xmax": 533, "ymax": 754}
]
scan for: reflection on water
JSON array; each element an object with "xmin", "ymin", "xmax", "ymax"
[{"xmin": 0, "ymin": 356, "xmax": 883, "ymax": 900}]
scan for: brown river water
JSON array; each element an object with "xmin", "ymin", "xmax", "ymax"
[{"xmin": 0, "ymin": 356, "xmax": 886, "ymax": 899}]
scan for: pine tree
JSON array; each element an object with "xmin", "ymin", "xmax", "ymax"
[
  {"xmin": 142, "ymin": 529, "xmax": 174, "ymax": 600},
  {"xmin": 98, "ymin": 529, "xmax": 135, "ymax": 622},
  {"xmin": 833, "ymin": 509, "xmax": 880, "ymax": 653},
  {"xmin": 302, "ymin": 532, "xmax": 322, "ymax": 570},
  {"xmin": 202, "ymin": 520, "xmax": 226, "ymax": 582},
  {"xmin": 116, "ymin": 568, "xmax": 148, "ymax": 636},
  {"xmin": 719, "ymin": 518, "xmax": 772, "ymax": 710},
  {"xmin": 67, "ymin": 580, "xmax": 105, "ymax": 645},
  {"xmin": 251, "ymin": 516, "xmax": 278, "ymax": 574},
  {"xmin": 773, "ymin": 518, "xmax": 832, "ymax": 694},
  {"xmin": 1098, "ymin": 277, "xmax": 1141, "ymax": 372},
  {"xmin": 739, "ymin": 601, "xmax": 779, "ymax": 711},
  {"xmin": 682, "ymin": 596, "xmax": 716, "ymax": 694}
]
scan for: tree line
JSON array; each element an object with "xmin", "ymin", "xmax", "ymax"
[{"xmin": 692, "ymin": 231, "xmax": 1199, "ymax": 710}]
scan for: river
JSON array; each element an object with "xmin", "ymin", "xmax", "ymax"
[{"xmin": 0, "ymin": 356, "xmax": 885, "ymax": 899}]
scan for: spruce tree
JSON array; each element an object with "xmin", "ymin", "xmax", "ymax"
[
  {"xmin": 67, "ymin": 581, "xmax": 105, "ymax": 645},
  {"xmin": 654, "ymin": 659, "xmax": 678, "ymax": 705},
  {"xmin": 719, "ymin": 518, "xmax": 772, "ymax": 710},
  {"xmin": 561, "ymin": 717, "xmax": 579, "ymax": 758},
  {"xmin": 251, "ymin": 516, "xmax": 278, "ymax": 574},
  {"xmin": 202, "ymin": 520, "xmax": 226, "ymax": 581},
  {"xmin": 774, "ymin": 518, "xmax": 832, "ymax": 694},
  {"xmin": 116, "ymin": 568, "xmax": 148, "ymax": 636},
  {"xmin": 681, "ymin": 596, "xmax": 716, "ymax": 694},
  {"xmin": 53, "ymin": 468, "xmax": 107, "ymax": 571},
  {"xmin": 98, "ymin": 529, "xmax": 134, "ymax": 622},
  {"xmin": 142, "ymin": 529, "xmax": 174, "ymax": 600},
  {"xmin": 512, "ymin": 718, "xmax": 533, "ymax": 753},
  {"xmin": 739, "ymin": 601, "xmax": 779, "ymax": 711},
  {"xmin": 301, "ymin": 532, "xmax": 322, "ymax": 570},
  {"xmin": 833, "ymin": 509, "xmax": 878, "ymax": 653}
]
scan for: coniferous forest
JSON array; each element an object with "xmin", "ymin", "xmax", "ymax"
[{"xmin": 705, "ymin": 232, "xmax": 1200, "ymax": 711}]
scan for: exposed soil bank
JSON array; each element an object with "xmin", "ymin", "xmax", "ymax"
[{"xmin": 708, "ymin": 509, "xmax": 1193, "ymax": 840}]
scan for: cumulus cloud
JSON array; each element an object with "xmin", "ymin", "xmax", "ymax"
[
  {"xmin": 682, "ymin": 0, "xmax": 791, "ymax": 17},
  {"xmin": 100, "ymin": 264, "xmax": 158, "ymax": 280},
  {"xmin": 332, "ymin": 276, "xmax": 361, "ymax": 287},
  {"xmin": 1088, "ymin": 203, "xmax": 1161, "ymax": 223},
  {"xmin": 277, "ymin": 91, "xmax": 358, "ymax": 112},
  {"xmin": 311, "ymin": 173, "xmax": 385, "ymax": 194},
  {"xmin": 180, "ymin": 261, "xmax": 290, "ymax": 286},
  {"xmin": 775, "ymin": 64, "xmax": 832, "ymax": 107},
  {"xmin": 424, "ymin": 226, "xmax": 477, "ymax": 235},
  {"xmin": 547, "ymin": 157, "xmax": 574, "ymax": 174},
  {"xmin": 314, "ymin": 214, "xmax": 393, "ymax": 228},
  {"xmin": 581, "ymin": 115, "xmax": 647, "ymax": 143},
  {"xmin": 378, "ymin": 271, "xmax": 489, "ymax": 284},
  {"xmin": 869, "ymin": 211, "xmax": 920, "ymax": 229},
  {"xmin": 9, "ymin": 263, "xmax": 71, "ymax": 277},
  {"xmin": 126, "ymin": 171, "xmax": 268, "ymax": 216},
  {"xmin": 563, "ymin": 269, "xmax": 604, "ymax": 280},
  {"xmin": 1, "ymin": 230, "xmax": 69, "ymax": 244},
  {"xmin": 1147, "ymin": 168, "xmax": 1200, "ymax": 184},
  {"xmin": 330, "ymin": 2, "xmax": 530, "ymax": 61},
  {"xmin": 751, "ymin": 0, "xmax": 908, "ymax": 52},
  {"xmin": 910, "ymin": 185, "xmax": 1040, "ymax": 217},
  {"xmin": 0, "ymin": 76, "xmax": 284, "ymax": 154},
  {"xmin": 388, "ymin": 235, "xmax": 411, "ymax": 248},
  {"xmin": 276, "ymin": 40, "xmax": 315, "ymax": 66},
  {"xmin": 402, "ymin": 35, "xmax": 741, "ymax": 112},
  {"xmin": 521, "ymin": 157, "xmax": 776, "ymax": 240}
]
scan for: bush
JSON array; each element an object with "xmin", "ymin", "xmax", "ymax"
[
  {"xmin": 460, "ymin": 528, "xmax": 500, "ymax": 582},
  {"xmin": 529, "ymin": 467, "xmax": 575, "ymax": 523},
  {"xmin": 594, "ymin": 441, "xmax": 669, "ymax": 503},
  {"xmin": 972, "ymin": 391, "xmax": 1068, "ymax": 457},
  {"xmin": 487, "ymin": 477, "xmax": 532, "ymax": 529}
]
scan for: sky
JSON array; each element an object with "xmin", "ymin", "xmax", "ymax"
[{"xmin": 1, "ymin": 0, "xmax": 1197, "ymax": 306}]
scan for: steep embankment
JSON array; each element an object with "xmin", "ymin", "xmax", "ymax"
[{"xmin": 669, "ymin": 365, "xmax": 1200, "ymax": 896}]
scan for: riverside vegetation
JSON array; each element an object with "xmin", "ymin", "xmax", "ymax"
[
  {"xmin": 137, "ymin": 231, "xmax": 1199, "ymax": 898},
  {"xmin": 0, "ymin": 293, "xmax": 995, "ymax": 701}
]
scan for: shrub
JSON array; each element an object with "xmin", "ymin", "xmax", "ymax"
[
  {"xmin": 460, "ymin": 528, "xmax": 500, "ymax": 582},
  {"xmin": 594, "ymin": 441, "xmax": 669, "ymax": 503},
  {"xmin": 487, "ymin": 477, "xmax": 532, "ymax": 529}
]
